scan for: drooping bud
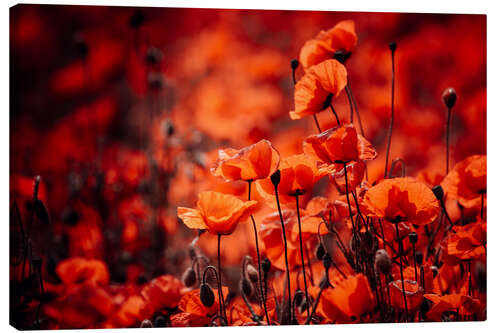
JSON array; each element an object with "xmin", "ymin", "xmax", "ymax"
[
  {"xmin": 290, "ymin": 59, "xmax": 299, "ymax": 70},
  {"xmin": 270, "ymin": 170, "xmax": 281, "ymax": 187},
  {"xmin": 261, "ymin": 258, "xmax": 271, "ymax": 274},
  {"xmin": 432, "ymin": 185, "xmax": 444, "ymax": 201},
  {"xmin": 246, "ymin": 264, "xmax": 259, "ymax": 283},
  {"xmin": 182, "ymin": 267, "xmax": 197, "ymax": 287},
  {"xmin": 374, "ymin": 249, "xmax": 392, "ymax": 276},
  {"xmin": 431, "ymin": 265, "xmax": 439, "ymax": 278},
  {"xmin": 200, "ymin": 283, "xmax": 215, "ymax": 307},
  {"xmin": 315, "ymin": 243, "xmax": 326, "ymax": 261},
  {"xmin": 240, "ymin": 277, "xmax": 254, "ymax": 298},
  {"xmin": 140, "ymin": 319, "xmax": 154, "ymax": 328},
  {"xmin": 293, "ymin": 290, "xmax": 304, "ymax": 307},
  {"xmin": 409, "ymin": 232, "xmax": 418, "ymax": 245},
  {"xmin": 442, "ymin": 88, "xmax": 457, "ymax": 109}
]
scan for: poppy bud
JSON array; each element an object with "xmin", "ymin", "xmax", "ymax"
[
  {"xmin": 129, "ymin": 9, "xmax": 145, "ymax": 29},
  {"xmin": 475, "ymin": 261, "xmax": 486, "ymax": 293},
  {"xmin": 432, "ymin": 185, "xmax": 444, "ymax": 201},
  {"xmin": 389, "ymin": 41, "xmax": 397, "ymax": 52},
  {"xmin": 140, "ymin": 319, "xmax": 153, "ymax": 328},
  {"xmin": 145, "ymin": 47, "xmax": 163, "ymax": 66},
  {"xmin": 409, "ymin": 232, "xmax": 418, "ymax": 244},
  {"xmin": 154, "ymin": 315, "xmax": 167, "ymax": 327},
  {"xmin": 200, "ymin": 283, "xmax": 215, "ymax": 307},
  {"xmin": 333, "ymin": 50, "xmax": 351, "ymax": 64},
  {"xmin": 374, "ymin": 249, "xmax": 392, "ymax": 276},
  {"xmin": 240, "ymin": 277, "xmax": 254, "ymax": 297},
  {"xmin": 290, "ymin": 59, "xmax": 299, "ymax": 70},
  {"xmin": 163, "ymin": 120, "xmax": 175, "ymax": 137},
  {"xmin": 442, "ymin": 88, "xmax": 457, "ymax": 109},
  {"xmin": 261, "ymin": 258, "xmax": 271, "ymax": 274},
  {"xmin": 360, "ymin": 231, "xmax": 376, "ymax": 255},
  {"xmin": 73, "ymin": 34, "xmax": 88, "ymax": 59},
  {"xmin": 148, "ymin": 72, "xmax": 164, "ymax": 91},
  {"xmin": 32, "ymin": 256, "xmax": 43, "ymax": 272},
  {"xmin": 270, "ymin": 170, "xmax": 281, "ymax": 187},
  {"xmin": 315, "ymin": 243, "xmax": 326, "ymax": 261},
  {"xmin": 246, "ymin": 264, "xmax": 259, "ymax": 283},
  {"xmin": 182, "ymin": 267, "xmax": 197, "ymax": 287},
  {"xmin": 415, "ymin": 251, "xmax": 423, "ymax": 266},
  {"xmin": 293, "ymin": 290, "xmax": 304, "ymax": 307},
  {"xmin": 430, "ymin": 265, "xmax": 439, "ymax": 278},
  {"xmin": 322, "ymin": 252, "xmax": 332, "ymax": 270}
]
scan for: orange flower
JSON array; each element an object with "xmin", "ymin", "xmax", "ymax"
[
  {"xmin": 361, "ymin": 177, "xmax": 439, "ymax": 225},
  {"xmin": 303, "ymin": 124, "xmax": 376, "ymax": 166},
  {"xmin": 389, "ymin": 280, "xmax": 424, "ymax": 312},
  {"xmin": 441, "ymin": 155, "xmax": 486, "ymax": 208},
  {"xmin": 423, "ymin": 294, "xmax": 483, "ymax": 321},
  {"xmin": 330, "ymin": 161, "xmax": 366, "ymax": 194},
  {"xmin": 56, "ymin": 257, "xmax": 110, "ymax": 287},
  {"xmin": 140, "ymin": 275, "xmax": 184, "ymax": 311},
  {"xmin": 318, "ymin": 274, "xmax": 375, "ymax": 323},
  {"xmin": 177, "ymin": 191, "xmax": 258, "ymax": 235},
  {"xmin": 441, "ymin": 221, "xmax": 486, "ymax": 262},
  {"xmin": 299, "ymin": 20, "xmax": 358, "ymax": 69},
  {"xmin": 211, "ymin": 139, "xmax": 280, "ymax": 182},
  {"xmin": 289, "ymin": 59, "xmax": 347, "ymax": 120},
  {"xmin": 256, "ymin": 154, "xmax": 335, "ymax": 205}
]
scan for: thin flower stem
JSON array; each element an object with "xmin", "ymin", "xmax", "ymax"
[
  {"xmin": 240, "ymin": 281, "xmax": 262, "ymax": 324},
  {"xmin": 384, "ymin": 45, "xmax": 396, "ymax": 178},
  {"xmin": 217, "ymin": 235, "xmax": 228, "ymax": 323},
  {"xmin": 313, "ymin": 114, "xmax": 322, "ymax": 133},
  {"xmin": 346, "ymin": 80, "xmax": 365, "ymax": 136},
  {"xmin": 247, "ymin": 181, "xmax": 270, "ymax": 325},
  {"xmin": 481, "ymin": 192, "xmax": 485, "ymax": 219},
  {"xmin": 412, "ymin": 243, "xmax": 418, "ymax": 283},
  {"xmin": 294, "ymin": 193, "xmax": 311, "ymax": 320},
  {"xmin": 343, "ymin": 163, "xmax": 357, "ymax": 237},
  {"xmin": 304, "ymin": 275, "xmax": 329, "ymax": 324},
  {"xmin": 446, "ymin": 105, "xmax": 452, "ymax": 174},
  {"xmin": 394, "ymin": 222, "xmax": 409, "ymax": 322},
  {"xmin": 273, "ymin": 185, "xmax": 292, "ymax": 324},
  {"xmin": 468, "ymin": 260, "xmax": 472, "ymax": 296},
  {"xmin": 345, "ymin": 81, "xmax": 355, "ymax": 123},
  {"xmin": 329, "ymin": 104, "xmax": 341, "ymax": 126}
]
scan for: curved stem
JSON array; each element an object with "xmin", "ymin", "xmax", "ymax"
[
  {"xmin": 312, "ymin": 114, "xmax": 322, "ymax": 133},
  {"xmin": 273, "ymin": 185, "xmax": 292, "ymax": 324},
  {"xmin": 394, "ymin": 222, "xmax": 409, "ymax": 322},
  {"xmin": 217, "ymin": 235, "xmax": 227, "ymax": 323},
  {"xmin": 294, "ymin": 193, "xmax": 310, "ymax": 320},
  {"xmin": 329, "ymin": 104, "xmax": 341, "ymax": 126},
  {"xmin": 346, "ymin": 80, "xmax": 365, "ymax": 136},
  {"xmin": 384, "ymin": 47, "xmax": 396, "ymax": 178},
  {"xmin": 247, "ymin": 181, "xmax": 270, "ymax": 325}
]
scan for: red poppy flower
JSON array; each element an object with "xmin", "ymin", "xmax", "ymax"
[
  {"xmin": 140, "ymin": 275, "xmax": 184, "ymax": 312},
  {"xmin": 177, "ymin": 191, "xmax": 258, "ymax": 235},
  {"xmin": 303, "ymin": 124, "xmax": 376, "ymax": 166},
  {"xmin": 330, "ymin": 161, "xmax": 366, "ymax": 194},
  {"xmin": 361, "ymin": 177, "xmax": 440, "ymax": 225},
  {"xmin": 211, "ymin": 139, "xmax": 280, "ymax": 182},
  {"xmin": 441, "ymin": 221, "xmax": 486, "ymax": 262},
  {"xmin": 318, "ymin": 274, "xmax": 375, "ymax": 323},
  {"xmin": 441, "ymin": 155, "xmax": 486, "ymax": 209},
  {"xmin": 56, "ymin": 257, "xmax": 110, "ymax": 287},
  {"xmin": 289, "ymin": 59, "xmax": 347, "ymax": 120},
  {"xmin": 299, "ymin": 20, "xmax": 358, "ymax": 69},
  {"xmin": 389, "ymin": 280, "xmax": 424, "ymax": 312},
  {"xmin": 424, "ymin": 294, "xmax": 483, "ymax": 321}
]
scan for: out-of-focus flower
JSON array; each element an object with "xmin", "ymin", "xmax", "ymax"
[
  {"xmin": 389, "ymin": 279, "xmax": 424, "ymax": 312},
  {"xmin": 423, "ymin": 293, "xmax": 484, "ymax": 321},
  {"xmin": 56, "ymin": 257, "xmax": 109, "ymax": 287}
]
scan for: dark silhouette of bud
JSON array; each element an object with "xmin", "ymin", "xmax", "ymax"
[
  {"xmin": 322, "ymin": 252, "xmax": 332, "ymax": 270},
  {"xmin": 270, "ymin": 170, "xmax": 281, "ymax": 187},
  {"xmin": 240, "ymin": 277, "xmax": 254, "ymax": 297},
  {"xmin": 140, "ymin": 319, "xmax": 153, "ymax": 328},
  {"xmin": 389, "ymin": 41, "xmax": 397, "ymax": 53},
  {"xmin": 32, "ymin": 256, "xmax": 43, "ymax": 271},
  {"xmin": 148, "ymin": 72, "xmax": 164, "ymax": 91},
  {"xmin": 333, "ymin": 50, "xmax": 351, "ymax": 64},
  {"xmin": 154, "ymin": 315, "xmax": 167, "ymax": 327},
  {"xmin": 73, "ymin": 34, "xmax": 88, "ymax": 59},
  {"xmin": 163, "ymin": 120, "xmax": 175, "ymax": 137},
  {"xmin": 431, "ymin": 265, "xmax": 439, "ymax": 278},
  {"xmin": 200, "ymin": 283, "xmax": 215, "ymax": 307},
  {"xmin": 315, "ymin": 243, "xmax": 325, "ymax": 261},
  {"xmin": 290, "ymin": 59, "xmax": 299, "ymax": 70},
  {"xmin": 261, "ymin": 258, "xmax": 271, "ymax": 274},
  {"xmin": 374, "ymin": 249, "xmax": 392, "ymax": 276},
  {"xmin": 293, "ymin": 290, "xmax": 304, "ymax": 307},
  {"xmin": 182, "ymin": 267, "xmax": 197, "ymax": 287},
  {"xmin": 432, "ymin": 185, "xmax": 444, "ymax": 201},
  {"xmin": 145, "ymin": 47, "xmax": 163, "ymax": 66},
  {"xmin": 475, "ymin": 261, "xmax": 486, "ymax": 293},
  {"xmin": 415, "ymin": 251, "xmax": 423, "ymax": 266},
  {"xmin": 409, "ymin": 232, "xmax": 418, "ymax": 245},
  {"xmin": 246, "ymin": 264, "xmax": 259, "ymax": 283},
  {"xmin": 129, "ymin": 9, "xmax": 145, "ymax": 29},
  {"xmin": 442, "ymin": 88, "xmax": 457, "ymax": 109}
]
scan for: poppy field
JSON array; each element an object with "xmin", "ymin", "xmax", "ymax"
[{"xmin": 9, "ymin": 5, "xmax": 486, "ymax": 329}]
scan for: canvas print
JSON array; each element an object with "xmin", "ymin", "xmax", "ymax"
[{"xmin": 10, "ymin": 4, "xmax": 486, "ymax": 329}]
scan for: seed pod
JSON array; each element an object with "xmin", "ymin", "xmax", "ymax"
[
  {"xmin": 374, "ymin": 249, "xmax": 392, "ymax": 276},
  {"xmin": 442, "ymin": 88, "xmax": 457, "ymax": 109},
  {"xmin": 154, "ymin": 315, "xmax": 167, "ymax": 327},
  {"xmin": 415, "ymin": 251, "xmax": 423, "ymax": 266},
  {"xmin": 182, "ymin": 267, "xmax": 197, "ymax": 287},
  {"xmin": 240, "ymin": 277, "xmax": 254, "ymax": 298},
  {"xmin": 270, "ymin": 170, "xmax": 281, "ymax": 187},
  {"xmin": 315, "ymin": 243, "xmax": 326, "ymax": 261},
  {"xmin": 409, "ymin": 232, "xmax": 418, "ymax": 245},
  {"xmin": 140, "ymin": 319, "xmax": 153, "ymax": 328},
  {"xmin": 200, "ymin": 283, "xmax": 215, "ymax": 307},
  {"xmin": 388, "ymin": 41, "xmax": 397, "ymax": 52},
  {"xmin": 261, "ymin": 258, "xmax": 271, "ymax": 274},
  {"xmin": 290, "ymin": 59, "xmax": 299, "ymax": 70},
  {"xmin": 431, "ymin": 265, "xmax": 439, "ymax": 278},
  {"xmin": 246, "ymin": 264, "xmax": 259, "ymax": 283},
  {"xmin": 293, "ymin": 290, "xmax": 304, "ymax": 307},
  {"xmin": 432, "ymin": 185, "xmax": 444, "ymax": 201}
]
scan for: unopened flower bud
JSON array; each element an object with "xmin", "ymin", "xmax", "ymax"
[
  {"xmin": 246, "ymin": 264, "xmax": 259, "ymax": 283},
  {"xmin": 140, "ymin": 319, "xmax": 153, "ymax": 328},
  {"xmin": 375, "ymin": 249, "xmax": 392, "ymax": 276},
  {"xmin": 290, "ymin": 59, "xmax": 299, "ymax": 70},
  {"xmin": 432, "ymin": 185, "xmax": 444, "ymax": 201},
  {"xmin": 261, "ymin": 258, "xmax": 271, "ymax": 274},
  {"xmin": 200, "ymin": 283, "xmax": 215, "ymax": 307},
  {"xmin": 409, "ymin": 232, "xmax": 418, "ymax": 245},
  {"xmin": 293, "ymin": 290, "xmax": 304, "ymax": 307},
  {"xmin": 270, "ymin": 170, "xmax": 281, "ymax": 187},
  {"xmin": 322, "ymin": 252, "xmax": 332, "ymax": 270},
  {"xmin": 182, "ymin": 267, "xmax": 197, "ymax": 287},
  {"xmin": 145, "ymin": 47, "xmax": 163, "ymax": 66},
  {"xmin": 315, "ymin": 243, "xmax": 326, "ymax": 261},
  {"xmin": 154, "ymin": 315, "xmax": 166, "ymax": 327},
  {"xmin": 240, "ymin": 277, "xmax": 254, "ymax": 297},
  {"xmin": 389, "ymin": 41, "xmax": 397, "ymax": 52},
  {"xmin": 415, "ymin": 251, "xmax": 423, "ymax": 266},
  {"xmin": 442, "ymin": 88, "xmax": 457, "ymax": 109},
  {"xmin": 431, "ymin": 265, "xmax": 439, "ymax": 278}
]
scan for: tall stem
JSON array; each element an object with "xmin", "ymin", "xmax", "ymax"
[
  {"xmin": 294, "ymin": 193, "xmax": 311, "ymax": 320},
  {"xmin": 412, "ymin": 243, "xmax": 418, "ymax": 283},
  {"xmin": 446, "ymin": 105, "xmax": 452, "ymax": 174},
  {"xmin": 329, "ymin": 104, "xmax": 341, "ymax": 126},
  {"xmin": 273, "ymin": 186, "xmax": 292, "ymax": 324},
  {"xmin": 394, "ymin": 222, "xmax": 409, "ymax": 321},
  {"xmin": 384, "ymin": 44, "xmax": 396, "ymax": 178},
  {"xmin": 217, "ymin": 235, "xmax": 227, "ymax": 323},
  {"xmin": 346, "ymin": 80, "xmax": 365, "ymax": 136},
  {"xmin": 248, "ymin": 181, "xmax": 270, "ymax": 324},
  {"xmin": 313, "ymin": 114, "xmax": 322, "ymax": 133}
]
